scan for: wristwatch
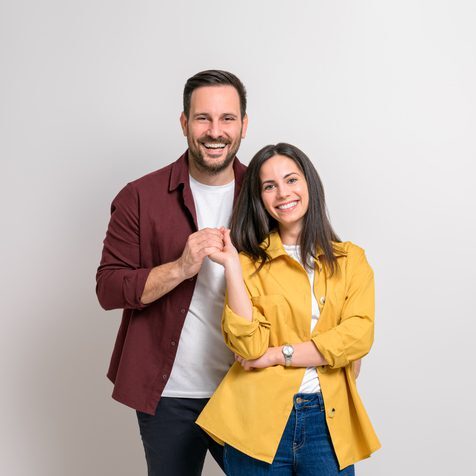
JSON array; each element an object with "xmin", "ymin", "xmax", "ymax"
[{"xmin": 282, "ymin": 344, "xmax": 294, "ymax": 367}]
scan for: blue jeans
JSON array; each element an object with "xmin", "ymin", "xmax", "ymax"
[{"xmin": 224, "ymin": 393, "xmax": 355, "ymax": 475}]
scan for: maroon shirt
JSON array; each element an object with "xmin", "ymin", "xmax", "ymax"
[{"xmin": 96, "ymin": 151, "xmax": 247, "ymax": 414}]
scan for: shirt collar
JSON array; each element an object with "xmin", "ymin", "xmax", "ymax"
[{"xmin": 262, "ymin": 231, "xmax": 347, "ymax": 262}]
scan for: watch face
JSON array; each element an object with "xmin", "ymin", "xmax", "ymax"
[{"xmin": 283, "ymin": 345, "xmax": 293, "ymax": 357}]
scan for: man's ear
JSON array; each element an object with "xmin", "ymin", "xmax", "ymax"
[
  {"xmin": 241, "ymin": 114, "xmax": 249, "ymax": 138},
  {"xmin": 180, "ymin": 112, "xmax": 188, "ymax": 136}
]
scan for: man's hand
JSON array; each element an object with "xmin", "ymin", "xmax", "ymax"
[
  {"xmin": 140, "ymin": 228, "xmax": 224, "ymax": 305},
  {"xmin": 177, "ymin": 228, "xmax": 225, "ymax": 279}
]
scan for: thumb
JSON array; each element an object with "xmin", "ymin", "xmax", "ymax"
[{"xmin": 224, "ymin": 228, "xmax": 233, "ymax": 246}]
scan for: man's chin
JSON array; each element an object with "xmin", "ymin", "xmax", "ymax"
[
  {"xmin": 190, "ymin": 151, "xmax": 236, "ymax": 175},
  {"xmin": 198, "ymin": 160, "xmax": 231, "ymax": 175}
]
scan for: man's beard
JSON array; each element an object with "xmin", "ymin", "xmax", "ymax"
[{"xmin": 187, "ymin": 134, "xmax": 242, "ymax": 175}]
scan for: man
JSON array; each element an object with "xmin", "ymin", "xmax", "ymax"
[{"xmin": 96, "ymin": 70, "xmax": 248, "ymax": 475}]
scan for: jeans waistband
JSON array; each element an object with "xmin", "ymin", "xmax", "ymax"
[{"xmin": 293, "ymin": 392, "xmax": 324, "ymax": 410}]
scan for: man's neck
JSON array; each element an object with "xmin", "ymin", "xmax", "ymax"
[{"xmin": 188, "ymin": 161, "xmax": 235, "ymax": 186}]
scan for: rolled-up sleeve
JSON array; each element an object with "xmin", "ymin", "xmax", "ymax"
[
  {"xmin": 96, "ymin": 183, "xmax": 153, "ymax": 311},
  {"xmin": 222, "ymin": 300, "xmax": 271, "ymax": 360},
  {"xmin": 312, "ymin": 246, "xmax": 375, "ymax": 369}
]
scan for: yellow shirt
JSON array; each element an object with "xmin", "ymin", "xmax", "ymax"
[{"xmin": 196, "ymin": 232, "xmax": 381, "ymax": 469}]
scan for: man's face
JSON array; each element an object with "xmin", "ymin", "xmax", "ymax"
[{"xmin": 180, "ymin": 85, "xmax": 248, "ymax": 175}]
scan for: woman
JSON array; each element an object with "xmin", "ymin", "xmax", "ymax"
[{"xmin": 197, "ymin": 143, "xmax": 380, "ymax": 475}]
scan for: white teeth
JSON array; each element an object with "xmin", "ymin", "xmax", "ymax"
[
  {"xmin": 277, "ymin": 201, "xmax": 298, "ymax": 210},
  {"xmin": 203, "ymin": 143, "xmax": 226, "ymax": 149}
]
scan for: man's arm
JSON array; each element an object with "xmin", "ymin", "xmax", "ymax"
[
  {"xmin": 96, "ymin": 183, "xmax": 224, "ymax": 310},
  {"xmin": 140, "ymin": 228, "xmax": 225, "ymax": 304}
]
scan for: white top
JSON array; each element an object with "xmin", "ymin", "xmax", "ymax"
[
  {"xmin": 162, "ymin": 175, "xmax": 235, "ymax": 397},
  {"xmin": 282, "ymin": 244, "xmax": 321, "ymax": 394}
]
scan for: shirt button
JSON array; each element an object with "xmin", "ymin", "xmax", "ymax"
[
  {"xmin": 329, "ymin": 408, "xmax": 336, "ymax": 418},
  {"xmin": 319, "ymin": 296, "xmax": 326, "ymax": 305},
  {"xmin": 180, "ymin": 308, "xmax": 186, "ymax": 314},
  {"xmin": 171, "ymin": 341, "xmax": 176, "ymax": 346},
  {"xmin": 162, "ymin": 374, "xmax": 167, "ymax": 380}
]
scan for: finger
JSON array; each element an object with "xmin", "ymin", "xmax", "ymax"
[
  {"xmin": 190, "ymin": 235, "xmax": 224, "ymax": 250},
  {"xmin": 223, "ymin": 228, "xmax": 233, "ymax": 246},
  {"xmin": 201, "ymin": 246, "xmax": 225, "ymax": 257},
  {"xmin": 194, "ymin": 228, "xmax": 224, "ymax": 240}
]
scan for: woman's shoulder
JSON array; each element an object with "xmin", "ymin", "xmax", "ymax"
[
  {"xmin": 332, "ymin": 241, "xmax": 366, "ymax": 257},
  {"xmin": 333, "ymin": 241, "xmax": 373, "ymax": 275}
]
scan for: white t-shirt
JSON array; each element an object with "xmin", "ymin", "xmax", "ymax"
[
  {"xmin": 283, "ymin": 244, "xmax": 321, "ymax": 394},
  {"xmin": 162, "ymin": 175, "xmax": 235, "ymax": 397}
]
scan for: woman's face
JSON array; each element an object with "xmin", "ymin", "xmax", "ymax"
[{"xmin": 259, "ymin": 154, "xmax": 309, "ymax": 242}]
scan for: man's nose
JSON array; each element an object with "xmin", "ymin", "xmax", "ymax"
[{"xmin": 207, "ymin": 120, "xmax": 222, "ymax": 138}]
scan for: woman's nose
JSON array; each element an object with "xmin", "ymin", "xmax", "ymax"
[{"xmin": 277, "ymin": 184, "xmax": 290, "ymax": 199}]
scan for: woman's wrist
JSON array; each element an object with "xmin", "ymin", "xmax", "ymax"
[
  {"xmin": 272, "ymin": 346, "xmax": 285, "ymax": 366},
  {"xmin": 223, "ymin": 254, "xmax": 241, "ymax": 273}
]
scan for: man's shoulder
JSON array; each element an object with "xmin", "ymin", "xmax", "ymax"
[
  {"xmin": 129, "ymin": 162, "xmax": 174, "ymax": 190},
  {"xmin": 127, "ymin": 152, "xmax": 187, "ymax": 193}
]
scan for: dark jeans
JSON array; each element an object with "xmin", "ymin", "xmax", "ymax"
[
  {"xmin": 136, "ymin": 397, "xmax": 224, "ymax": 476},
  {"xmin": 224, "ymin": 393, "xmax": 355, "ymax": 476}
]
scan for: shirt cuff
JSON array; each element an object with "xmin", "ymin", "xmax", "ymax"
[{"xmin": 222, "ymin": 304, "xmax": 271, "ymax": 337}]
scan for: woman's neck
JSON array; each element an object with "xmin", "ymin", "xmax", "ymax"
[{"xmin": 278, "ymin": 226, "xmax": 301, "ymax": 246}]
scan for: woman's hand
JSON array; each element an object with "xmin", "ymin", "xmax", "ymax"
[
  {"xmin": 208, "ymin": 228, "xmax": 239, "ymax": 268},
  {"xmin": 353, "ymin": 359, "xmax": 362, "ymax": 379},
  {"xmin": 235, "ymin": 347, "xmax": 281, "ymax": 371}
]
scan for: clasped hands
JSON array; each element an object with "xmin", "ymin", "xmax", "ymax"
[{"xmin": 177, "ymin": 227, "xmax": 237, "ymax": 278}]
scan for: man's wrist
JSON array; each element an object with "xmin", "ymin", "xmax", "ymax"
[{"xmin": 169, "ymin": 258, "xmax": 188, "ymax": 283}]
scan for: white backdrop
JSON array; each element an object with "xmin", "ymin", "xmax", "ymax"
[{"xmin": 1, "ymin": 1, "xmax": 475, "ymax": 475}]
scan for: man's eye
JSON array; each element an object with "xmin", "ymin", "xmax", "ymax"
[{"xmin": 224, "ymin": 116, "xmax": 236, "ymax": 121}]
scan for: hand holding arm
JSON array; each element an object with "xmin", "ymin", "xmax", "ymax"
[
  {"xmin": 235, "ymin": 342, "xmax": 363, "ymax": 378},
  {"xmin": 235, "ymin": 341, "xmax": 326, "ymax": 370}
]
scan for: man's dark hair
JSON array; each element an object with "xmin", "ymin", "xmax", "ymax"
[
  {"xmin": 183, "ymin": 70, "xmax": 247, "ymax": 119},
  {"xmin": 231, "ymin": 143, "xmax": 341, "ymax": 275}
]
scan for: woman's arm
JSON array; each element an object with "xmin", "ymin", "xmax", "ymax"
[
  {"xmin": 210, "ymin": 229, "xmax": 270, "ymax": 359},
  {"xmin": 209, "ymin": 229, "xmax": 252, "ymax": 320},
  {"xmin": 235, "ymin": 342, "xmax": 363, "ymax": 378},
  {"xmin": 234, "ymin": 341, "xmax": 326, "ymax": 370},
  {"xmin": 312, "ymin": 245, "xmax": 375, "ymax": 368}
]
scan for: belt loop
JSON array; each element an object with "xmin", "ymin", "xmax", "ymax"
[{"xmin": 316, "ymin": 392, "xmax": 324, "ymax": 411}]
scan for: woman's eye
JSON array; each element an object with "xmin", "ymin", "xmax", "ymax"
[
  {"xmin": 288, "ymin": 177, "xmax": 298, "ymax": 184},
  {"xmin": 263, "ymin": 184, "xmax": 275, "ymax": 191}
]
